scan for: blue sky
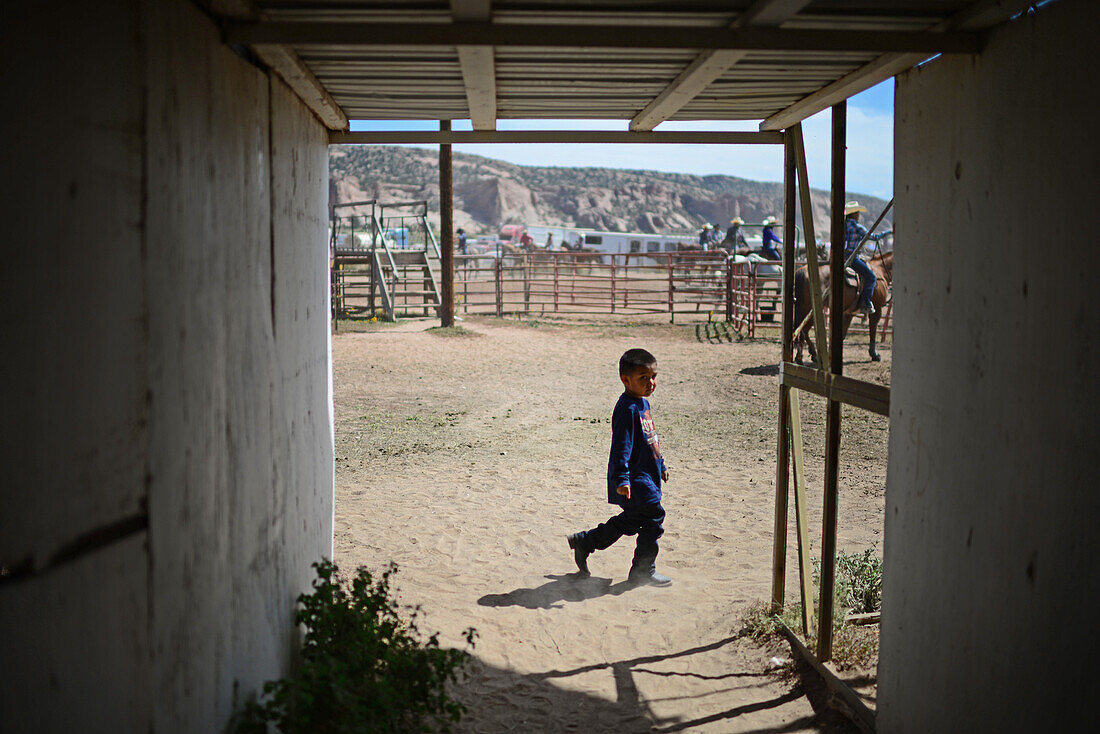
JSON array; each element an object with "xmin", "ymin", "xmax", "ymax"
[{"xmin": 349, "ymin": 78, "xmax": 894, "ymax": 199}]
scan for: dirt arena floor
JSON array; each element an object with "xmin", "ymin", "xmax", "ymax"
[{"xmin": 332, "ymin": 314, "xmax": 890, "ymax": 732}]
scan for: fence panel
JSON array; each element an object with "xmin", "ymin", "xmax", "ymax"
[{"xmin": 340, "ymin": 250, "xmax": 896, "ymax": 343}]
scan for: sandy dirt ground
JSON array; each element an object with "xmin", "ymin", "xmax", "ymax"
[{"xmin": 332, "ymin": 314, "xmax": 890, "ymax": 732}]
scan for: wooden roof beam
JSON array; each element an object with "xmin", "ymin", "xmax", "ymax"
[
  {"xmin": 251, "ymin": 44, "xmax": 349, "ymax": 130},
  {"xmin": 207, "ymin": 1, "xmax": 348, "ymax": 130},
  {"xmin": 630, "ymin": 0, "xmax": 812, "ymax": 132},
  {"xmin": 225, "ymin": 22, "xmax": 982, "ymax": 55},
  {"xmin": 760, "ymin": 0, "xmax": 1036, "ymax": 131},
  {"xmin": 329, "ymin": 130, "xmax": 784, "ymax": 145},
  {"xmin": 451, "ymin": 0, "xmax": 497, "ymax": 130}
]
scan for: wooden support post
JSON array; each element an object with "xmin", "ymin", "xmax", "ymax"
[
  {"xmin": 788, "ymin": 390, "xmax": 816, "ymax": 637},
  {"xmin": 817, "ymin": 100, "xmax": 847, "ymax": 662},
  {"xmin": 439, "ymin": 120, "xmax": 455, "ymax": 327},
  {"xmin": 772, "ymin": 129, "xmax": 796, "ymax": 611},
  {"xmin": 792, "ymin": 124, "xmax": 830, "ymax": 367},
  {"xmin": 782, "ymin": 129, "xmax": 796, "ymax": 360},
  {"xmin": 773, "ymin": 385, "xmax": 791, "ymax": 612}
]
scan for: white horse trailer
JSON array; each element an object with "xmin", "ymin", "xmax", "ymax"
[{"xmin": 525, "ymin": 226, "xmax": 693, "ymax": 255}]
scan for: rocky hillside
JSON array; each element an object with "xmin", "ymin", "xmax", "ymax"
[{"xmin": 329, "ymin": 145, "xmax": 891, "ymax": 240}]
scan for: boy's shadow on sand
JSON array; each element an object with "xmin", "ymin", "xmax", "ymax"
[{"xmin": 478, "ymin": 573, "xmax": 638, "ymax": 610}]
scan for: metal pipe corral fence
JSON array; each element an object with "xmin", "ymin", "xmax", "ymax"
[{"xmin": 333, "ymin": 248, "xmax": 893, "ymax": 343}]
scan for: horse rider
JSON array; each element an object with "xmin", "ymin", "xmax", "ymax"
[
  {"xmin": 724, "ymin": 217, "xmax": 748, "ymax": 252},
  {"xmin": 456, "ymin": 228, "xmax": 468, "ymax": 255},
  {"xmin": 698, "ymin": 223, "xmax": 713, "ymax": 248},
  {"xmin": 843, "ymin": 201, "xmax": 891, "ymax": 316},
  {"xmin": 761, "ymin": 216, "xmax": 782, "ymax": 261}
]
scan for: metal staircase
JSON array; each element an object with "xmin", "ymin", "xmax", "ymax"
[
  {"xmin": 330, "ymin": 200, "xmax": 442, "ymax": 321},
  {"xmin": 372, "ymin": 246, "xmax": 440, "ymax": 319}
]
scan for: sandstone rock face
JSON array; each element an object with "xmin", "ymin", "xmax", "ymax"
[
  {"xmin": 457, "ymin": 177, "xmax": 539, "ymax": 227},
  {"xmin": 330, "ymin": 145, "xmax": 891, "ymax": 241}
]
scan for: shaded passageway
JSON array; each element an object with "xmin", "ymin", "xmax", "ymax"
[{"xmin": 332, "ymin": 317, "xmax": 887, "ymax": 730}]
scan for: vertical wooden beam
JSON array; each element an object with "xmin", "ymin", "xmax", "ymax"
[
  {"xmin": 817, "ymin": 101, "xmax": 846, "ymax": 662},
  {"xmin": 439, "ymin": 120, "xmax": 455, "ymax": 327},
  {"xmin": 782, "ymin": 130, "xmax": 796, "ymax": 364},
  {"xmin": 828, "ymin": 106, "xmax": 847, "ymax": 374},
  {"xmin": 791, "ymin": 124, "xmax": 830, "ymax": 367},
  {"xmin": 773, "ymin": 403, "xmax": 791, "ymax": 614},
  {"xmin": 788, "ymin": 390, "xmax": 815, "ymax": 637},
  {"xmin": 771, "ymin": 130, "xmax": 797, "ymax": 611}
]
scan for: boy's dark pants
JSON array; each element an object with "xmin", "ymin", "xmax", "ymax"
[{"xmin": 577, "ymin": 502, "xmax": 665, "ymax": 574}]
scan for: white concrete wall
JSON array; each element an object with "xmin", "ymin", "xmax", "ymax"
[
  {"xmin": 881, "ymin": 1, "xmax": 1099, "ymax": 730},
  {"xmin": 0, "ymin": 1, "xmax": 333, "ymax": 730}
]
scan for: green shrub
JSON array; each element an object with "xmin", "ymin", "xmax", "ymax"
[
  {"xmin": 835, "ymin": 548, "xmax": 883, "ymax": 615},
  {"xmin": 740, "ymin": 599, "xmax": 804, "ymax": 642},
  {"xmin": 742, "ymin": 549, "xmax": 883, "ymax": 671},
  {"xmin": 811, "ymin": 548, "xmax": 883, "ymax": 619},
  {"xmin": 830, "ymin": 623, "xmax": 879, "ymax": 670},
  {"xmin": 236, "ymin": 559, "xmax": 476, "ymax": 734}
]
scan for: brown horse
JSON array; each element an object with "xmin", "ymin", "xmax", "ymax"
[
  {"xmin": 792, "ymin": 250, "xmax": 893, "ymax": 364},
  {"xmin": 672, "ymin": 241, "xmax": 709, "ymax": 270},
  {"xmin": 561, "ymin": 242, "xmax": 604, "ymax": 267}
]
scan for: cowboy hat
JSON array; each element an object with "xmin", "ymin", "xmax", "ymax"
[
  {"xmin": 762, "ymin": 216, "xmax": 778, "ymax": 227},
  {"xmin": 844, "ymin": 201, "xmax": 867, "ymax": 215},
  {"xmin": 730, "ymin": 217, "xmax": 744, "ymax": 225},
  {"xmin": 702, "ymin": 223, "xmax": 713, "ymax": 229}
]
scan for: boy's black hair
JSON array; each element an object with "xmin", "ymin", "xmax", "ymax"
[{"xmin": 619, "ymin": 348, "xmax": 657, "ymax": 375}]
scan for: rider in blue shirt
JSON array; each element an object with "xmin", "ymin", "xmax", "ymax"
[
  {"xmin": 724, "ymin": 217, "xmax": 748, "ymax": 252},
  {"xmin": 761, "ymin": 216, "xmax": 782, "ymax": 261},
  {"xmin": 843, "ymin": 201, "xmax": 891, "ymax": 316},
  {"xmin": 698, "ymin": 224, "xmax": 713, "ymax": 248}
]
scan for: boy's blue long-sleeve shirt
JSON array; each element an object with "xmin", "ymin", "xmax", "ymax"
[{"xmin": 606, "ymin": 393, "xmax": 666, "ymax": 506}]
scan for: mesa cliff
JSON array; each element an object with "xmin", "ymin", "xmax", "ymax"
[{"xmin": 330, "ymin": 145, "xmax": 891, "ymax": 240}]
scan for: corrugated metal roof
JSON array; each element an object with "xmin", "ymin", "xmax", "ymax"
[{"xmin": 231, "ymin": 1, "xmax": 1028, "ymax": 130}]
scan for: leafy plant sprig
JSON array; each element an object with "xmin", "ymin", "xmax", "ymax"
[{"xmin": 237, "ymin": 559, "xmax": 476, "ymax": 733}]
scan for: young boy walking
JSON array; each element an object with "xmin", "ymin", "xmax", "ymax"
[{"xmin": 567, "ymin": 348, "xmax": 672, "ymax": 587}]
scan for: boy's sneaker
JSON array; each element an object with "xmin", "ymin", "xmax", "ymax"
[
  {"xmin": 858, "ymin": 303, "xmax": 875, "ymax": 317},
  {"xmin": 628, "ymin": 569, "xmax": 673, "ymax": 587},
  {"xmin": 566, "ymin": 533, "xmax": 591, "ymax": 577}
]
